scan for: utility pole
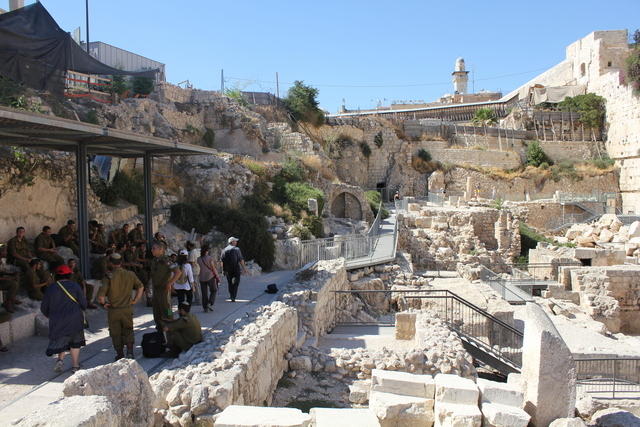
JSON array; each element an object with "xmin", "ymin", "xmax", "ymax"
[
  {"xmin": 275, "ymin": 72, "xmax": 280, "ymax": 106},
  {"xmin": 85, "ymin": 0, "xmax": 90, "ymax": 54},
  {"xmin": 220, "ymin": 69, "xmax": 225, "ymax": 93}
]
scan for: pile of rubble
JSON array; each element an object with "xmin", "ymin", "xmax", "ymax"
[{"xmin": 564, "ymin": 215, "xmax": 640, "ymax": 254}]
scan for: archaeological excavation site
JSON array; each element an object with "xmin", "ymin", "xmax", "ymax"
[{"xmin": 0, "ymin": 2, "xmax": 640, "ymax": 426}]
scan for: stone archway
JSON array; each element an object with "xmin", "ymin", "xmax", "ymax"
[{"xmin": 331, "ymin": 191, "xmax": 363, "ymax": 220}]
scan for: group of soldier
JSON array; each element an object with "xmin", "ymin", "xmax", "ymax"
[{"xmin": 0, "ymin": 219, "xmax": 202, "ymax": 360}]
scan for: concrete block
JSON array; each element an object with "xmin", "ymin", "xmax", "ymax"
[
  {"xmin": 549, "ymin": 418, "xmax": 587, "ymax": 427},
  {"xmin": 434, "ymin": 374, "xmax": 479, "ymax": 405},
  {"xmin": 434, "ymin": 402, "xmax": 481, "ymax": 427},
  {"xmin": 348, "ymin": 380, "xmax": 370, "ymax": 404},
  {"xmin": 369, "ymin": 390, "xmax": 434, "ymax": 427},
  {"xmin": 371, "ymin": 369, "xmax": 435, "ymax": 398},
  {"xmin": 506, "ymin": 373, "xmax": 523, "ymax": 390},
  {"xmin": 480, "ymin": 402, "xmax": 530, "ymax": 427},
  {"xmin": 476, "ymin": 378, "xmax": 523, "ymax": 407},
  {"xmin": 395, "ymin": 313, "xmax": 417, "ymax": 340},
  {"xmin": 310, "ymin": 408, "xmax": 380, "ymax": 427},
  {"xmin": 214, "ymin": 406, "xmax": 312, "ymax": 427}
]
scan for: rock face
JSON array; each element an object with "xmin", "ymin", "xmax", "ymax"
[
  {"xmin": 63, "ymin": 359, "xmax": 155, "ymax": 427},
  {"xmin": 522, "ymin": 304, "xmax": 576, "ymax": 427},
  {"xmin": 591, "ymin": 408, "xmax": 640, "ymax": 426}
]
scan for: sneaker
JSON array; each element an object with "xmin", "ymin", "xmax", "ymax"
[
  {"xmin": 203, "ymin": 307, "xmax": 209, "ymax": 313},
  {"xmin": 54, "ymin": 359, "xmax": 64, "ymax": 373},
  {"xmin": 71, "ymin": 365, "xmax": 82, "ymax": 373}
]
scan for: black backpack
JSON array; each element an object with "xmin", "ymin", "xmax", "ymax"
[
  {"xmin": 142, "ymin": 331, "xmax": 164, "ymax": 358},
  {"xmin": 221, "ymin": 247, "xmax": 235, "ymax": 273}
]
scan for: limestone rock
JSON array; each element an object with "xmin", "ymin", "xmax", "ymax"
[
  {"xmin": 371, "ymin": 369, "xmax": 435, "ymax": 398},
  {"xmin": 63, "ymin": 359, "xmax": 155, "ymax": 427},
  {"xmin": 628, "ymin": 221, "xmax": 640, "ymax": 239},
  {"xmin": 549, "ymin": 418, "xmax": 587, "ymax": 427},
  {"xmin": 598, "ymin": 229, "xmax": 614, "ymax": 243},
  {"xmin": 477, "ymin": 378, "xmax": 523, "ymax": 408},
  {"xmin": 213, "ymin": 405, "xmax": 312, "ymax": 427},
  {"xmin": 434, "ymin": 402, "xmax": 481, "ymax": 427},
  {"xmin": 310, "ymin": 408, "xmax": 380, "ymax": 427},
  {"xmin": 289, "ymin": 356, "xmax": 312, "ymax": 372},
  {"xmin": 591, "ymin": 408, "xmax": 640, "ymax": 427},
  {"xmin": 12, "ymin": 395, "xmax": 118, "ymax": 427},
  {"xmin": 369, "ymin": 390, "xmax": 434, "ymax": 427},
  {"xmin": 575, "ymin": 392, "xmax": 605, "ymax": 419},
  {"xmin": 434, "ymin": 374, "xmax": 479, "ymax": 405},
  {"xmin": 480, "ymin": 402, "xmax": 529, "ymax": 427},
  {"xmin": 348, "ymin": 380, "xmax": 370, "ymax": 404}
]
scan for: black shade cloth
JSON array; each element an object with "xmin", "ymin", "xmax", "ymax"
[{"xmin": 0, "ymin": 3, "xmax": 158, "ymax": 95}]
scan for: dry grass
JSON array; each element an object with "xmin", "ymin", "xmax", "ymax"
[
  {"xmin": 253, "ymin": 105, "xmax": 290, "ymax": 123},
  {"xmin": 240, "ymin": 158, "xmax": 270, "ymax": 178},
  {"xmin": 411, "ymin": 158, "xmax": 440, "ymax": 174},
  {"xmin": 270, "ymin": 203, "xmax": 293, "ymax": 221},
  {"xmin": 300, "ymin": 154, "xmax": 337, "ymax": 181}
]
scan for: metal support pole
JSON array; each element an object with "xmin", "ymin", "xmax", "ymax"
[
  {"xmin": 76, "ymin": 143, "xmax": 90, "ymax": 279},
  {"xmin": 85, "ymin": 0, "xmax": 90, "ymax": 54},
  {"xmin": 143, "ymin": 153, "xmax": 154, "ymax": 250}
]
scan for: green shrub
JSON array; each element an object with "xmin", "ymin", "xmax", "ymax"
[
  {"xmin": 417, "ymin": 148, "xmax": 432, "ymax": 162},
  {"xmin": 283, "ymin": 182, "xmax": 324, "ymax": 216},
  {"xmin": 539, "ymin": 161, "xmax": 550, "ymax": 170},
  {"xmin": 93, "ymin": 170, "xmax": 152, "ymax": 214},
  {"xmin": 526, "ymin": 141, "xmax": 551, "ymax": 167},
  {"xmin": 170, "ymin": 194, "xmax": 275, "ymax": 270},
  {"xmin": 110, "ymin": 75, "xmax": 128, "ymax": 96},
  {"xmin": 301, "ymin": 215, "xmax": 323, "ymax": 238},
  {"xmin": 625, "ymin": 40, "xmax": 640, "ymax": 93},
  {"xmin": 224, "ymin": 88, "xmax": 249, "ymax": 107},
  {"xmin": 374, "ymin": 131, "xmax": 384, "ymax": 148},
  {"xmin": 283, "ymin": 80, "xmax": 325, "ymax": 126},
  {"xmin": 590, "ymin": 156, "xmax": 615, "ymax": 169},
  {"xmin": 519, "ymin": 223, "xmax": 575, "ymax": 258},
  {"xmin": 491, "ymin": 198, "xmax": 504, "ymax": 210},
  {"xmin": 85, "ymin": 110, "xmax": 99, "ymax": 125},
  {"xmin": 365, "ymin": 190, "xmax": 390, "ymax": 219},
  {"xmin": 132, "ymin": 76, "xmax": 154, "ymax": 96},
  {"xmin": 360, "ymin": 142, "xmax": 372, "ymax": 158},
  {"xmin": 558, "ymin": 93, "xmax": 606, "ymax": 129},
  {"xmin": 0, "ymin": 75, "xmax": 25, "ymax": 107},
  {"xmin": 472, "ymin": 107, "xmax": 498, "ymax": 126},
  {"xmin": 203, "ymin": 128, "xmax": 215, "ymax": 147}
]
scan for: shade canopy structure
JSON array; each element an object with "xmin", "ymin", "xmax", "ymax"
[{"xmin": 0, "ymin": 106, "xmax": 217, "ymax": 277}]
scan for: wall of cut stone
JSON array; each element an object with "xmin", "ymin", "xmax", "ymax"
[{"xmin": 429, "ymin": 148, "xmax": 521, "ymax": 169}]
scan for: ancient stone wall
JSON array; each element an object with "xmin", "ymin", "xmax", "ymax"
[{"xmin": 429, "ymin": 148, "xmax": 521, "ymax": 169}]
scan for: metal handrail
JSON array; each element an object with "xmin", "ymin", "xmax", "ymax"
[{"xmin": 575, "ymin": 357, "xmax": 640, "ymax": 399}]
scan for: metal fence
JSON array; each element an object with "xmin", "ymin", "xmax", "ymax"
[{"xmin": 576, "ymin": 358, "xmax": 640, "ymax": 399}]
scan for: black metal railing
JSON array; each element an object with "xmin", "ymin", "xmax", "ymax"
[
  {"xmin": 575, "ymin": 358, "xmax": 640, "ymax": 399},
  {"xmin": 332, "ymin": 289, "xmax": 524, "ymax": 369}
]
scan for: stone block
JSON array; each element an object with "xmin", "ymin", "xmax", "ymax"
[
  {"xmin": 369, "ymin": 390, "xmax": 434, "ymax": 427},
  {"xmin": 507, "ymin": 373, "xmax": 523, "ymax": 390},
  {"xmin": 628, "ymin": 221, "xmax": 640, "ymax": 239},
  {"xmin": 371, "ymin": 369, "xmax": 435, "ymax": 398},
  {"xmin": 522, "ymin": 304, "xmax": 576, "ymax": 427},
  {"xmin": 480, "ymin": 402, "xmax": 530, "ymax": 427},
  {"xmin": 63, "ymin": 359, "xmax": 155, "ymax": 427},
  {"xmin": 310, "ymin": 408, "xmax": 380, "ymax": 427},
  {"xmin": 434, "ymin": 374, "xmax": 479, "ymax": 405},
  {"xmin": 289, "ymin": 356, "xmax": 312, "ymax": 372},
  {"xmin": 434, "ymin": 402, "xmax": 481, "ymax": 427},
  {"xmin": 12, "ymin": 395, "xmax": 118, "ymax": 427},
  {"xmin": 476, "ymin": 378, "xmax": 524, "ymax": 407},
  {"xmin": 415, "ymin": 217, "xmax": 433, "ymax": 228},
  {"xmin": 348, "ymin": 380, "xmax": 370, "ymax": 404},
  {"xmin": 213, "ymin": 406, "xmax": 312, "ymax": 427},
  {"xmin": 395, "ymin": 312, "xmax": 417, "ymax": 340},
  {"xmin": 591, "ymin": 408, "xmax": 640, "ymax": 426},
  {"xmin": 549, "ymin": 418, "xmax": 587, "ymax": 427}
]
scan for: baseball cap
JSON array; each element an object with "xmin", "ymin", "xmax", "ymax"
[
  {"xmin": 109, "ymin": 253, "xmax": 122, "ymax": 261},
  {"xmin": 55, "ymin": 265, "xmax": 73, "ymax": 275},
  {"xmin": 179, "ymin": 249, "xmax": 188, "ymax": 256},
  {"xmin": 228, "ymin": 237, "xmax": 239, "ymax": 244}
]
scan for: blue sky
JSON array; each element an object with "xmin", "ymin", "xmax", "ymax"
[{"xmin": 21, "ymin": 0, "xmax": 640, "ymax": 112}]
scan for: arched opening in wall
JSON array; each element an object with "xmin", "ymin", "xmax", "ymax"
[
  {"xmin": 330, "ymin": 192, "xmax": 363, "ymax": 220},
  {"xmin": 376, "ymin": 182, "xmax": 388, "ymax": 202},
  {"xmin": 580, "ymin": 63, "xmax": 586, "ymax": 77}
]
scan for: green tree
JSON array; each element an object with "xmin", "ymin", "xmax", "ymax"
[
  {"xmin": 283, "ymin": 81, "xmax": 325, "ymax": 126},
  {"xmin": 626, "ymin": 43, "xmax": 640, "ymax": 94},
  {"xmin": 526, "ymin": 141, "xmax": 552, "ymax": 167},
  {"xmin": 558, "ymin": 93, "xmax": 606, "ymax": 129},
  {"xmin": 132, "ymin": 76, "xmax": 154, "ymax": 96},
  {"xmin": 472, "ymin": 107, "xmax": 498, "ymax": 126},
  {"xmin": 110, "ymin": 75, "xmax": 129, "ymax": 96}
]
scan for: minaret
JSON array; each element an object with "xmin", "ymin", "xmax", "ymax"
[{"xmin": 452, "ymin": 57, "xmax": 469, "ymax": 94}]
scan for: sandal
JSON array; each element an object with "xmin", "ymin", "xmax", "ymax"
[{"xmin": 54, "ymin": 359, "xmax": 64, "ymax": 373}]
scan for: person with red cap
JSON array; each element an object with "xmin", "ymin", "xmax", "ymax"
[{"xmin": 40, "ymin": 264, "xmax": 87, "ymax": 373}]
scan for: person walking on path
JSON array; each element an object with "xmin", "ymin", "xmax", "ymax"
[
  {"xmin": 186, "ymin": 241, "xmax": 201, "ymax": 305},
  {"xmin": 97, "ymin": 253, "xmax": 143, "ymax": 360},
  {"xmin": 163, "ymin": 302, "xmax": 202, "ymax": 357},
  {"xmin": 220, "ymin": 237, "xmax": 247, "ymax": 302},
  {"xmin": 197, "ymin": 245, "xmax": 220, "ymax": 312},
  {"xmin": 173, "ymin": 250, "xmax": 194, "ymax": 306},
  {"xmin": 41, "ymin": 264, "xmax": 87, "ymax": 373},
  {"xmin": 150, "ymin": 242, "xmax": 180, "ymax": 336}
]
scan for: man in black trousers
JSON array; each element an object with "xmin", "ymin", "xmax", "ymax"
[{"xmin": 220, "ymin": 237, "xmax": 247, "ymax": 302}]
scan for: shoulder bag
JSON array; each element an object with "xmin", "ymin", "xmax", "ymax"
[{"xmin": 57, "ymin": 281, "xmax": 89, "ymax": 329}]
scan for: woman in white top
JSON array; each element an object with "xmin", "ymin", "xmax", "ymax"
[{"xmin": 173, "ymin": 250, "xmax": 194, "ymax": 306}]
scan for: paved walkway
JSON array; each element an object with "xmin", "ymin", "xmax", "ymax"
[
  {"xmin": 345, "ymin": 211, "xmax": 397, "ymax": 270},
  {"xmin": 0, "ymin": 270, "xmax": 297, "ymax": 422}
]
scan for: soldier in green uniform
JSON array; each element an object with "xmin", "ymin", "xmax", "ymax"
[
  {"xmin": 97, "ymin": 253, "xmax": 143, "ymax": 360},
  {"xmin": 163, "ymin": 302, "xmax": 202, "ymax": 356},
  {"xmin": 7, "ymin": 227, "xmax": 33, "ymax": 273},
  {"xmin": 23, "ymin": 258, "xmax": 52, "ymax": 300},
  {"xmin": 68, "ymin": 258, "xmax": 97, "ymax": 309},
  {"xmin": 0, "ymin": 245, "xmax": 21, "ymax": 313},
  {"xmin": 128, "ymin": 223, "xmax": 146, "ymax": 246},
  {"xmin": 90, "ymin": 223, "xmax": 108, "ymax": 254},
  {"xmin": 34, "ymin": 226, "xmax": 64, "ymax": 268},
  {"xmin": 150, "ymin": 242, "xmax": 180, "ymax": 336},
  {"xmin": 58, "ymin": 220, "xmax": 79, "ymax": 255},
  {"xmin": 109, "ymin": 224, "xmax": 130, "ymax": 247}
]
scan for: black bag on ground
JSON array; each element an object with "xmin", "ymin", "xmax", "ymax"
[
  {"xmin": 142, "ymin": 332, "xmax": 165, "ymax": 358},
  {"xmin": 265, "ymin": 283, "xmax": 278, "ymax": 294}
]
